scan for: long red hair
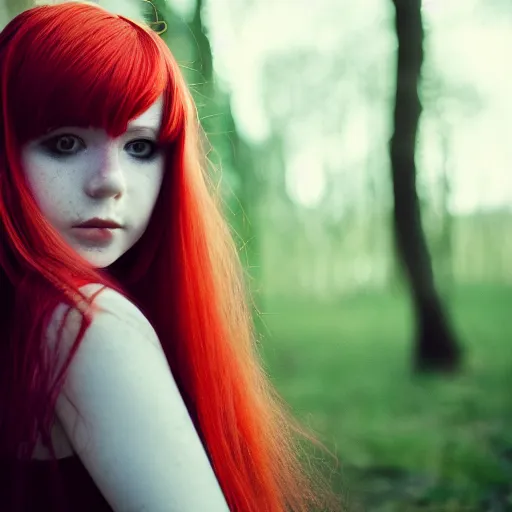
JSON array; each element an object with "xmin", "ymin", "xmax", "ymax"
[{"xmin": 0, "ymin": 3, "xmax": 339, "ymax": 511}]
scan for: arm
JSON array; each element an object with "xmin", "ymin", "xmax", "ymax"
[{"xmin": 50, "ymin": 286, "xmax": 229, "ymax": 512}]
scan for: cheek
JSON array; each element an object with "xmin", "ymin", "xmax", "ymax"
[
  {"xmin": 22, "ymin": 158, "xmax": 78, "ymax": 222},
  {"xmin": 132, "ymin": 164, "xmax": 164, "ymax": 214}
]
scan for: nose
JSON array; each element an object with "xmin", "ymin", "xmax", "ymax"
[{"xmin": 84, "ymin": 146, "xmax": 126, "ymax": 200}]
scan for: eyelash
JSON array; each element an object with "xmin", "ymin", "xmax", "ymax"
[
  {"xmin": 41, "ymin": 134, "xmax": 85, "ymax": 157},
  {"xmin": 125, "ymin": 140, "xmax": 159, "ymax": 161},
  {"xmin": 41, "ymin": 135, "xmax": 160, "ymax": 161}
]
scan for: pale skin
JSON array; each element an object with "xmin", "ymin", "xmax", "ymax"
[
  {"xmin": 21, "ymin": 99, "xmax": 166, "ymax": 269},
  {"xmin": 20, "ymin": 98, "xmax": 230, "ymax": 511}
]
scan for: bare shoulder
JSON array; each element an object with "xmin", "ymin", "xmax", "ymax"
[
  {"xmin": 48, "ymin": 284, "xmax": 158, "ymax": 353},
  {"xmin": 49, "ymin": 285, "xmax": 229, "ymax": 512}
]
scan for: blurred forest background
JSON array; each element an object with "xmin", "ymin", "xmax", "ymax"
[
  {"xmin": 143, "ymin": 0, "xmax": 512, "ymax": 510},
  {"xmin": 154, "ymin": 0, "xmax": 512, "ymax": 508},
  {"xmin": 7, "ymin": 0, "xmax": 512, "ymax": 510}
]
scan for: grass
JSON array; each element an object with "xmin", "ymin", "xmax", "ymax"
[{"xmin": 258, "ymin": 285, "xmax": 512, "ymax": 511}]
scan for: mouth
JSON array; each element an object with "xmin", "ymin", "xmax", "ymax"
[
  {"xmin": 72, "ymin": 218, "xmax": 122, "ymax": 244},
  {"xmin": 74, "ymin": 218, "xmax": 122, "ymax": 229}
]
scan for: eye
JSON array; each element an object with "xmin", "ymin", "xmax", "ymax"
[
  {"xmin": 125, "ymin": 139, "xmax": 158, "ymax": 160},
  {"xmin": 42, "ymin": 134, "xmax": 85, "ymax": 156}
]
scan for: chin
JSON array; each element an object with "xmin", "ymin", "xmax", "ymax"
[{"xmin": 77, "ymin": 249, "xmax": 122, "ymax": 269}]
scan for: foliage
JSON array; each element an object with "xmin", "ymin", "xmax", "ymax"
[{"xmin": 261, "ymin": 286, "xmax": 512, "ymax": 511}]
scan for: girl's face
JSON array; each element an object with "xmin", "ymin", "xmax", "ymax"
[{"xmin": 21, "ymin": 98, "xmax": 165, "ymax": 268}]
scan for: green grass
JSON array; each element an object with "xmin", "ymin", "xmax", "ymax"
[{"xmin": 258, "ymin": 285, "xmax": 512, "ymax": 511}]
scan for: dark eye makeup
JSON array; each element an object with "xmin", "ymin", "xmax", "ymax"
[
  {"xmin": 124, "ymin": 139, "xmax": 160, "ymax": 161},
  {"xmin": 41, "ymin": 134, "xmax": 85, "ymax": 157},
  {"xmin": 39, "ymin": 134, "xmax": 161, "ymax": 161}
]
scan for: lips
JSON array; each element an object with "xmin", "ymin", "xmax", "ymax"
[
  {"xmin": 72, "ymin": 218, "xmax": 122, "ymax": 244},
  {"xmin": 74, "ymin": 218, "xmax": 122, "ymax": 229}
]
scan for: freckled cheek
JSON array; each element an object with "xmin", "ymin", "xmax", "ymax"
[{"xmin": 26, "ymin": 169, "xmax": 79, "ymax": 225}]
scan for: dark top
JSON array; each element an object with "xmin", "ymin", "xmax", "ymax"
[{"xmin": 0, "ymin": 456, "xmax": 113, "ymax": 511}]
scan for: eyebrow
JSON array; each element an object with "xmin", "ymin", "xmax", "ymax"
[{"xmin": 124, "ymin": 125, "xmax": 159, "ymax": 137}]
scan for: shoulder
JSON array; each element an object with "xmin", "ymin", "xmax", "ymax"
[
  {"xmin": 49, "ymin": 285, "xmax": 228, "ymax": 511},
  {"xmin": 48, "ymin": 284, "xmax": 159, "ymax": 354}
]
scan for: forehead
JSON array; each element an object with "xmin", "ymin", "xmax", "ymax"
[{"xmin": 128, "ymin": 97, "xmax": 163, "ymax": 131}]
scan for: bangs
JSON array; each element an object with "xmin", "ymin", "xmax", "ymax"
[{"xmin": 7, "ymin": 4, "xmax": 169, "ymax": 143}]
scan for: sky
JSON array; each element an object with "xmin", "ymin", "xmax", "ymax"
[{"xmin": 204, "ymin": 0, "xmax": 512, "ymax": 214}]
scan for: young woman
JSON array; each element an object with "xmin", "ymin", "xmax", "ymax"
[{"xmin": 0, "ymin": 2, "xmax": 340, "ymax": 511}]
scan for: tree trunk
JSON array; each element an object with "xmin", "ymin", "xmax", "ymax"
[{"xmin": 389, "ymin": 0, "xmax": 461, "ymax": 372}]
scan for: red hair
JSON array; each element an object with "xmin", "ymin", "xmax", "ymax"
[{"xmin": 0, "ymin": 3, "xmax": 339, "ymax": 511}]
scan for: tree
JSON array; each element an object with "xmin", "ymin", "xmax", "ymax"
[
  {"xmin": 389, "ymin": 0, "xmax": 462, "ymax": 372},
  {"xmin": 152, "ymin": 0, "xmax": 262, "ymax": 300}
]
